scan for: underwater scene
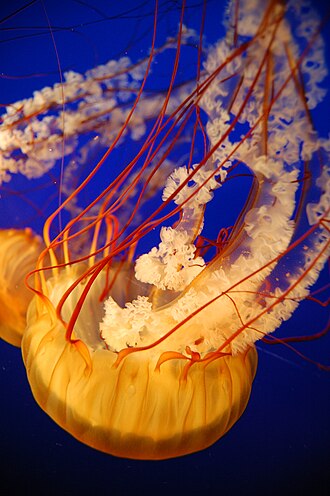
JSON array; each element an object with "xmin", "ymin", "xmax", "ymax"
[{"xmin": 0, "ymin": 0, "xmax": 329, "ymax": 494}]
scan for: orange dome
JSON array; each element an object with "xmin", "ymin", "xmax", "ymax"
[
  {"xmin": 0, "ymin": 229, "xmax": 42, "ymax": 346},
  {"xmin": 23, "ymin": 270, "xmax": 257, "ymax": 460}
]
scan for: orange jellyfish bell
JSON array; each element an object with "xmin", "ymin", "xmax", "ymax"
[
  {"xmin": 23, "ymin": 267, "xmax": 257, "ymax": 459},
  {"xmin": 4, "ymin": 0, "xmax": 328, "ymax": 461},
  {"xmin": 0, "ymin": 229, "xmax": 43, "ymax": 346}
]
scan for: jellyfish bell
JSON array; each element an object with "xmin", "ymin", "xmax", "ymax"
[
  {"xmin": 23, "ymin": 266, "xmax": 258, "ymax": 459},
  {"xmin": 0, "ymin": 228, "xmax": 43, "ymax": 347},
  {"xmin": 2, "ymin": 0, "xmax": 330, "ymax": 460}
]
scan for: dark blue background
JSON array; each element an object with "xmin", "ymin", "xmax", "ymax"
[{"xmin": 0, "ymin": 1, "xmax": 329, "ymax": 495}]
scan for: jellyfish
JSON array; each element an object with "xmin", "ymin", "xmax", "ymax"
[
  {"xmin": 0, "ymin": 0, "xmax": 329, "ymax": 461},
  {"xmin": 0, "ymin": 229, "xmax": 43, "ymax": 346}
]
